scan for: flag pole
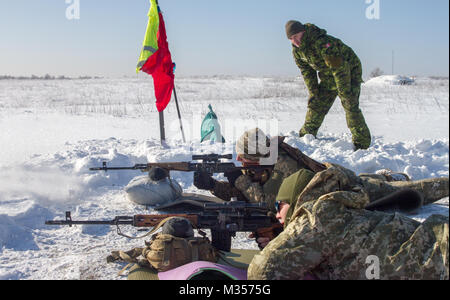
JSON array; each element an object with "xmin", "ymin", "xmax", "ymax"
[
  {"xmin": 172, "ymin": 63, "xmax": 186, "ymax": 143},
  {"xmin": 159, "ymin": 110, "xmax": 166, "ymax": 143},
  {"xmin": 173, "ymin": 86, "xmax": 186, "ymax": 143}
]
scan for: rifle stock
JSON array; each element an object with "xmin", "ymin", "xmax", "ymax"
[{"xmin": 133, "ymin": 214, "xmax": 199, "ymax": 227}]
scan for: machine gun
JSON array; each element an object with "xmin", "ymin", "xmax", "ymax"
[{"xmin": 45, "ymin": 201, "xmax": 283, "ymax": 252}]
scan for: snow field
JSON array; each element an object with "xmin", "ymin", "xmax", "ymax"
[{"xmin": 0, "ymin": 76, "xmax": 448, "ymax": 279}]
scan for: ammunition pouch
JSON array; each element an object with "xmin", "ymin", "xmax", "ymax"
[{"xmin": 145, "ymin": 233, "xmax": 218, "ymax": 272}]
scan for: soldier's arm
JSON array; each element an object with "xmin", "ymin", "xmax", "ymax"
[
  {"xmin": 248, "ymin": 200, "xmax": 344, "ymax": 280},
  {"xmin": 211, "ymin": 180, "xmax": 247, "ymax": 202},
  {"xmin": 315, "ymin": 39, "xmax": 353, "ymax": 99},
  {"xmin": 194, "ymin": 171, "xmax": 247, "ymax": 202},
  {"xmin": 234, "ymin": 175, "xmax": 267, "ymax": 204},
  {"xmin": 293, "ymin": 49, "xmax": 319, "ymax": 96}
]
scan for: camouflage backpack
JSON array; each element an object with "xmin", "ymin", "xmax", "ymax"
[
  {"xmin": 107, "ymin": 217, "xmax": 218, "ymax": 274},
  {"xmin": 144, "ymin": 233, "xmax": 217, "ymax": 272}
]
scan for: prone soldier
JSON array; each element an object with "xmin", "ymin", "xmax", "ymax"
[
  {"xmin": 194, "ymin": 128, "xmax": 326, "ymax": 212},
  {"xmin": 248, "ymin": 163, "xmax": 449, "ymax": 280}
]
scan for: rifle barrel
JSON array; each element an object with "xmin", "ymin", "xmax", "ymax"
[{"xmin": 45, "ymin": 216, "xmax": 135, "ymax": 226}]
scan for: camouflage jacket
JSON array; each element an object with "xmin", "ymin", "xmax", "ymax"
[
  {"xmin": 248, "ymin": 164, "xmax": 449, "ymax": 280},
  {"xmin": 234, "ymin": 149, "xmax": 301, "ymax": 211},
  {"xmin": 211, "ymin": 138, "xmax": 325, "ymax": 209},
  {"xmin": 293, "ymin": 23, "xmax": 362, "ymax": 97}
]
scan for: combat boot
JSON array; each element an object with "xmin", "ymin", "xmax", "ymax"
[
  {"xmin": 375, "ymin": 169, "xmax": 410, "ymax": 182},
  {"xmin": 362, "ymin": 177, "xmax": 449, "ymax": 206},
  {"xmin": 353, "ymin": 142, "xmax": 370, "ymax": 151},
  {"xmin": 390, "ymin": 177, "xmax": 449, "ymax": 205}
]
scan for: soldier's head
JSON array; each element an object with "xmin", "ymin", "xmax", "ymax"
[
  {"xmin": 275, "ymin": 169, "xmax": 315, "ymax": 225},
  {"xmin": 274, "ymin": 201, "xmax": 291, "ymax": 225},
  {"xmin": 236, "ymin": 128, "xmax": 271, "ymax": 166},
  {"xmin": 285, "ymin": 20, "xmax": 306, "ymax": 47},
  {"xmin": 161, "ymin": 217, "xmax": 194, "ymax": 238}
]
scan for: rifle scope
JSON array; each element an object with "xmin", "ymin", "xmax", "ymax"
[{"xmin": 192, "ymin": 154, "xmax": 233, "ymax": 162}]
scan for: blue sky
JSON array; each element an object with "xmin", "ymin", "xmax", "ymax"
[{"xmin": 0, "ymin": 0, "xmax": 448, "ymax": 77}]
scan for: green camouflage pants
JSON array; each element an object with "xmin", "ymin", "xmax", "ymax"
[{"xmin": 300, "ymin": 60, "xmax": 371, "ymax": 149}]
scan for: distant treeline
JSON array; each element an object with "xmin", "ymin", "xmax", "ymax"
[
  {"xmin": 428, "ymin": 76, "xmax": 449, "ymax": 80},
  {"xmin": 0, "ymin": 74, "xmax": 103, "ymax": 80}
]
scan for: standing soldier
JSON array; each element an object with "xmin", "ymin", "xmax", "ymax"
[{"xmin": 286, "ymin": 21, "xmax": 372, "ymax": 150}]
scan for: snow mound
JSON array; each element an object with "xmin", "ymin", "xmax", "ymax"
[{"xmin": 365, "ymin": 75, "xmax": 415, "ymax": 86}]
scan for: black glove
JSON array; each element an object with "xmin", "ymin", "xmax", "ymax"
[
  {"xmin": 223, "ymin": 169, "xmax": 244, "ymax": 186},
  {"xmin": 193, "ymin": 171, "xmax": 215, "ymax": 190}
]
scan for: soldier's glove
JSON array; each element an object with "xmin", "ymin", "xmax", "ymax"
[
  {"xmin": 224, "ymin": 169, "xmax": 244, "ymax": 186},
  {"xmin": 249, "ymin": 222, "xmax": 284, "ymax": 250},
  {"xmin": 193, "ymin": 171, "xmax": 215, "ymax": 190}
]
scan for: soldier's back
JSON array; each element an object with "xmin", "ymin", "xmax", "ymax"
[{"xmin": 249, "ymin": 197, "xmax": 448, "ymax": 280}]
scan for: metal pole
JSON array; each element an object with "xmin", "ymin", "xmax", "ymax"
[
  {"xmin": 173, "ymin": 86, "xmax": 186, "ymax": 143},
  {"xmin": 159, "ymin": 110, "xmax": 166, "ymax": 143}
]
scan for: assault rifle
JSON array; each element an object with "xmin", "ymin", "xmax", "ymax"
[
  {"xmin": 89, "ymin": 154, "xmax": 273, "ymax": 178},
  {"xmin": 46, "ymin": 201, "xmax": 283, "ymax": 252}
]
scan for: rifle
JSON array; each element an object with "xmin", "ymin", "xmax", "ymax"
[
  {"xmin": 45, "ymin": 201, "xmax": 283, "ymax": 252},
  {"xmin": 89, "ymin": 154, "xmax": 273, "ymax": 178}
]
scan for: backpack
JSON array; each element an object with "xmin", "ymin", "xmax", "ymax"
[
  {"xmin": 107, "ymin": 217, "xmax": 218, "ymax": 274},
  {"xmin": 144, "ymin": 233, "xmax": 217, "ymax": 272}
]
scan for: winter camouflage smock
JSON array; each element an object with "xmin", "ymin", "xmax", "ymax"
[{"xmin": 248, "ymin": 163, "xmax": 449, "ymax": 280}]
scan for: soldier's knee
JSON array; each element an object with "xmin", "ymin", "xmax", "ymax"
[
  {"xmin": 341, "ymin": 97, "xmax": 361, "ymax": 113},
  {"xmin": 307, "ymin": 97, "xmax": 325, "ymax": 111},
  {"xmin": 308, "ymin": 94, "xmax": 336, "ymax": 113}
]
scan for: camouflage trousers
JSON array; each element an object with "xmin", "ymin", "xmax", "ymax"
[{"xmin": 300, "ymin": 59, "xmax": 372, "ymax": 150}]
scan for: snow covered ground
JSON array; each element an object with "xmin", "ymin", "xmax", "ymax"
[{"xmin": 0, "ymin": 75, "xmax": 448, "ymax": 280}]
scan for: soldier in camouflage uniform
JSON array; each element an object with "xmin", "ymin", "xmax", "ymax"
[
  {"xmin": 248, "ymin": 163, "xmax": 449, "ymax": 280},
  {"xmin": 193, "ymin": 128, "xmax": 326, "ymax": 212},
  {"xmin": 286, "ymin": 21, "xmax": 372, "ymax": 150}
]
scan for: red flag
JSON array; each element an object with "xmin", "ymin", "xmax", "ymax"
[{"xmin": 141, "ymin": 12, "xmax": 174, "ymax": 112}]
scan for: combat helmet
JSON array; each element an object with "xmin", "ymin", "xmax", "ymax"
[{"xmin": 235, "ymin": 128, "xmax": 271, "ymax": 162}]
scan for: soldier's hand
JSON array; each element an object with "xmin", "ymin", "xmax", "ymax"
[
  {"xmin": 249, "ymin": 223, "xmax": 284, "ymax": 250},
  {"xmin": 224, "ymin": 169, "xmax": 244, "ymax": 186},
  {"xmin": 248, "ymin": 232, "xmax": 271, "ymax": 250},
  {"xmin": 193, "ymin": 171, "xmax": 215, "ymax": 190}
]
